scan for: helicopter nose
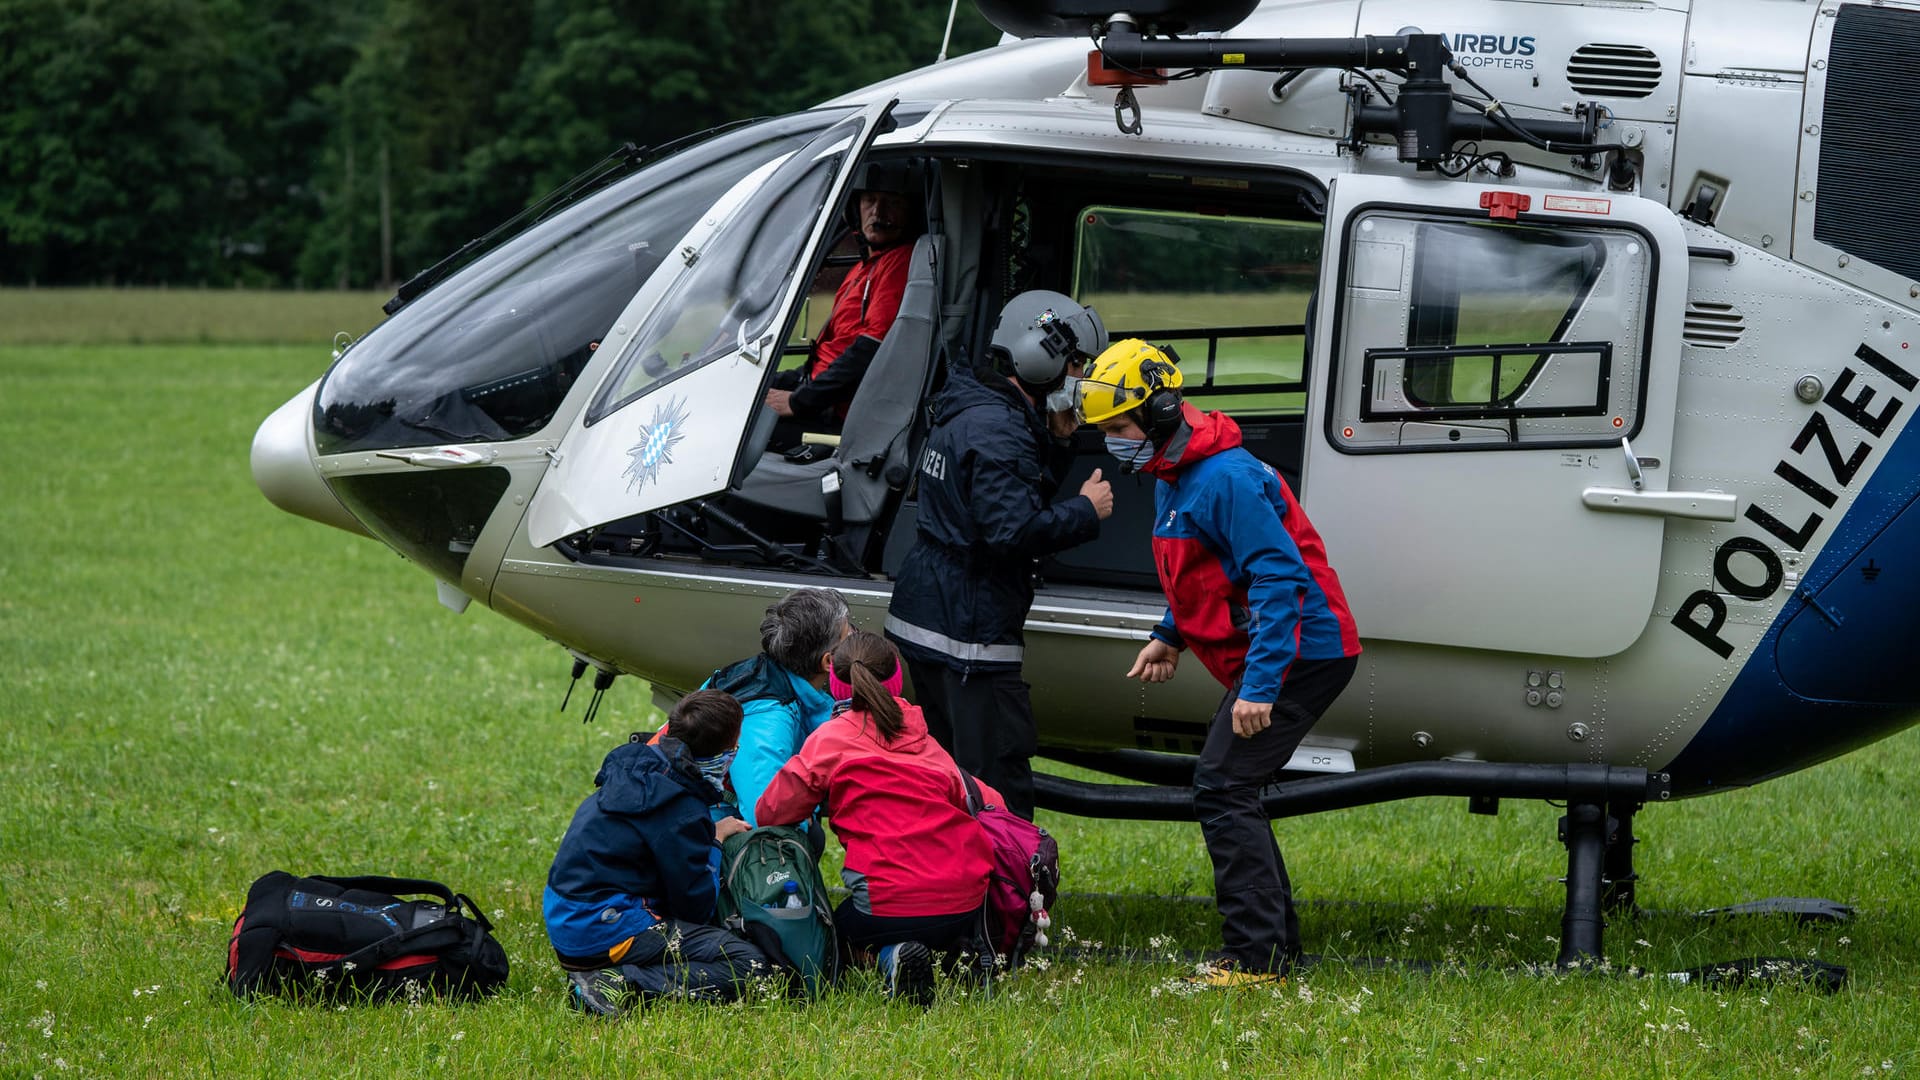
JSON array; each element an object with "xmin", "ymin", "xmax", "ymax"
[{"xmin": 251, "ymin": 380, "xmax": 372, "ymax": 539}]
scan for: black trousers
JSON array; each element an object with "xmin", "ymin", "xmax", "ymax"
[
  {"xmin": 906, "ymin": 659, "xmax": 1037, "ymax": 820},
  {"xmin": 834, "ymin": 900, "xmax": 982, "ymax": 952},
  {"xmin": 614, "ymin": 918, "xmax": 771, "ymax": 1002},
  {"xmin": 1193, "ymin": 655, "xmax": 1358, "ymax": 974}
]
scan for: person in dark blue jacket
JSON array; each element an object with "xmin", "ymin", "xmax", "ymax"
[
  {"xmin": 884, "ymin": 291, "xmax": 1114, "ymax": 818},
  {"xmin": 544, "ymin": 690, "xmax": 768, "ymax": 1013}
]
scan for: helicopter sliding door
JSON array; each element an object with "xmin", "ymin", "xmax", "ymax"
[
  {"xmin": 525, "ymin": 100, "xmax": 896, "ymax": 547},
  {"xmin": 1302, "ymin": 177, "xmax": 1690, "ymax": 658}
]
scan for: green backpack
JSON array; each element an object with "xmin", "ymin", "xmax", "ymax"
[{"xmin": 715, "ymin": 825, "xmax": 837, "ymax": 996}]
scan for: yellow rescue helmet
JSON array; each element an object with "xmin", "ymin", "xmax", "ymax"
[{"xmin": 1076, "ymin": 338, "xmax": 1184, "ymax": 424}]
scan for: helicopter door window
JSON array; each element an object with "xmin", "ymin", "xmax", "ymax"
[
  {"xmin": 1331, "ymin": 212, "xmax": 1652, "ymax": 451},
  {"xmin": 588, "ymin": 112, "xmax": 869, "ymax": 425},
  {"xmin": 1072, "ymin": 206, "xmax": 1320, "ymax": 416}
]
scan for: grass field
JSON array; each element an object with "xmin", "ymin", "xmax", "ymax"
[
  {"xmin": 0, "ymin": 289, "xmax": 389, "ymax": 346},
  {"xmin": 4, "ymin": 321, "xmax": 1920, "ymax": 1076}
]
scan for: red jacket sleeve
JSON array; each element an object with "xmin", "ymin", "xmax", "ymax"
[{"xmin": 755, "ymin": 726, "xmax": 836, "ymax": 826}]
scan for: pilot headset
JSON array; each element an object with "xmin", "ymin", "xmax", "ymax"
[{"xmin": 1136, "ymin": 350, "xmax": 1187, "ymax": 445}]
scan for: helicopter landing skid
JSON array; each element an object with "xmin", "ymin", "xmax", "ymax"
[{"xmin": 1035, "ymin": 761, "xmax": 1668, "ymax": 969}]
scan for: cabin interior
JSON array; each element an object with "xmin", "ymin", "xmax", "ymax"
[{"xmin": 568, "ymin": 147, "xmax": 1326, "ymax": 595}]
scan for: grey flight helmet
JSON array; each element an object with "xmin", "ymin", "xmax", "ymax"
[{"xmin": 988, "ymin": 290, "xmax": 1109, "ymax": 396}]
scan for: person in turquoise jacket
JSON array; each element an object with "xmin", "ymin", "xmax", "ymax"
[{"xmin": 655, "ymin": 587, "xmax": 851, "ymax": 825}]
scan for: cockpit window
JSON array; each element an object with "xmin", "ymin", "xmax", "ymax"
[
  {"xmin": 587, "ymin": 112, "xmax": 869, "ymax": 425},
  {"xmin": 311, "ymin": 109, "xmax": 853, "ymax": 456}
]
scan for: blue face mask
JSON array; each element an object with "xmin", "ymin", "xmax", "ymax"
[
  {"xmin": 693, "ymin": 749, "xmax": 736, "ymax": 793},
  {"xmin": 1105, "ymin": 435, "xmax": 1150, "ymax": 472}
]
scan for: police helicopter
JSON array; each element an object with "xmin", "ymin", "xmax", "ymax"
[{"xmin": 252, "ymin": 0, "xmax": 1920, "ymax": 967}]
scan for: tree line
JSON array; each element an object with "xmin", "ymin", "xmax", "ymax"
[{"xmin": 0, "ymin": 0, "xmax": 998, "ymax": 289}]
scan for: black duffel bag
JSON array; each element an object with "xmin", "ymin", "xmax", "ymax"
[{"xmin": 226, "ymin": 871, "xmax": 509, "ymax": 1002}]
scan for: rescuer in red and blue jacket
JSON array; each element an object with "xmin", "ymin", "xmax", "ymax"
[{"xmin": 1078, "ymin": 338, "xmax": 1362, "ymax": 986}]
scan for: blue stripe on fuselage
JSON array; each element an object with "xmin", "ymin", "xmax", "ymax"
[{"xmin": 1666, "ymin": 389, "xmax": 1920, "ymax": 793}]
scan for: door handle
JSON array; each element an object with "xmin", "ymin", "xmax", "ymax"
[
  {"xmin": 374, "ymin": 446, "xmax": 497, "ymax": 469},
  {"xmin": 1581, "ymin": 487, "xmax": 1737, "ymax": 521}
]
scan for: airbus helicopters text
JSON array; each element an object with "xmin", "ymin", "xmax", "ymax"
[{"xmin": 253, "ymin": 0, "xmax": 1920, "ymax": 964}]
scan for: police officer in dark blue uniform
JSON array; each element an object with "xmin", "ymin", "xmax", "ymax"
[{"xmin": 884, "ymin": 291, "xmax": 1113, "ymax": 818}]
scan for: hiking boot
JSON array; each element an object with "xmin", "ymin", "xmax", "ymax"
[
  {"xmin": 877, "ymin": 941, "xmax": 936, "ymax": 1006},
  {"xmin": 567, "ymin": 968, "xmax": 631, "ymax": 1016},
  {"xmin": 1181, "ymin": 956, "xmax": 1285, "ymax": 990}
]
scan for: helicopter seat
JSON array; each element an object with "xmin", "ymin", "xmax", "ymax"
[{"xmin": 731, "ymin": 233, "xmax": 943, "ymax": 526}]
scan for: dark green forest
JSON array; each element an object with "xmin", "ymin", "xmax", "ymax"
[{"xmin": 0, "ymin": 0, "xmax": 999, "ymax": 288}]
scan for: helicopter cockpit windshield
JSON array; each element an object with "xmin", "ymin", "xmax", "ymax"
[
  {"xmin": 309, "ymin": 109, "xmax": 854, "ymax": 457},
  {"xmin": 522, "ymin": 99, "xmax": 897, "ymax": 549}
]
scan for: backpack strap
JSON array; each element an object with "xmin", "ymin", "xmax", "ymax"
[
  {"xmin": 307, "ymin": 876, "xmax": 494, "ymax": 934},
  {"xmin": 332, "ymin": 918, "xmax": 473, "ymax": 972},
  {"xmin": 959, "ymin": 770, "xmax": 986, "ymax": 816},
  {"xmin": 308, "ymin": 876, "xmax": 455, "ymax": 907}
]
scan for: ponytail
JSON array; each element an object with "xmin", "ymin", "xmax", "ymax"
[{"xmin": 831, "ymin": 630, "xmax": 904, "ymax": 741}]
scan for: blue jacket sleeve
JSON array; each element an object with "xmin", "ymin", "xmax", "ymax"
[
  {"xmin": 1151, "ymin": 610, "xmax": 1185, "ymax": 649},
  {"xmin": 654, "ymin": 802, "xmax": 721, "ymax": 924},
  {"xmin": 968, "ymin": 444, "xmax": 1101, "ymax": 558},
  {"xmin": 727, "ymin": 699, "xmax": 806, "ymax": 828},
  {"xmin": 1199, "ymin": 465, "xmax": 1312, "ymax": 703}
]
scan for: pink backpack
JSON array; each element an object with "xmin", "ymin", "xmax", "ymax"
[{"xmin": 961, "ymin": 773, "xmax": 1060, "ymax": 969}]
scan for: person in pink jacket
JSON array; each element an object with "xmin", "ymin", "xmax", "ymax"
[{"xmin": 756, "ymin": 630, "xmax": 1001, "ymax": 1005}]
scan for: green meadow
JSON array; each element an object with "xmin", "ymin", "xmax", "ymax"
[{"xmin": 2, "ymin": 292, "xmax": 1918, "ymax": 1078}]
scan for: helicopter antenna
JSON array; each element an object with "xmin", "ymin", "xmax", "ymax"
[
  {"xmin": 581, "ymin": 669, "xmax": 616, "ymax": 725},
  {"xmin": 938, "ymin": 0, "xmax": 961, "ymax": 62},
  {"xmin": 559, "ymin": 656, "xmax": 589, "ymax": 713}
]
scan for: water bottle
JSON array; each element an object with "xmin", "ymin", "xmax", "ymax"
[{"xmin": 782, "ymin": 881, "xmax": 804, "ymax": 909}]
